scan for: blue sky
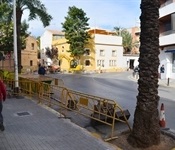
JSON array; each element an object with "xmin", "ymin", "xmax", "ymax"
[{"xmin": 22, "ymin": 0, "xmax": 141, "ymax": 37}]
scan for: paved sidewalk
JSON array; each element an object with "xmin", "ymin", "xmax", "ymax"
[
  {"xmin": 130, "ymin": 75, "xmax": 175, "ymax": 88},
  {"xmin": 158, "ymin": 78, "xmax": 175, "ymax": 88},
  {"xmin": 0, "ymin": 97, "xmax": 116, "ymax": 150}
]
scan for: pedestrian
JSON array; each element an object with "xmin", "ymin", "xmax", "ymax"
[
  {"xmin": 0, "ymin": 79, "xmax": 7, "ymax": 131},
  {"xmin": 160, "ymin": 65, "xmax": 165, "ymax": 73},
  {"xmin": 38, "ymin": 64, "xmax": 46, "ymax": 75}
]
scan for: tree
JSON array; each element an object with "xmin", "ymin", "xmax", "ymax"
[
  {"xmin": 0, "ymin": 20, "xmax": 30, "ymax": 52},
  {"xmin": 121, "ymin": 30, "xmax": 133, "ymax": 54},
  {"xmin": 114, "ymin": 27, "xmax": 139, "ymax": 54},
  {"xmin": 127, "ymin": 0, "xmax": 160, "ymax": 148},
  {"xmin": 62, "ymin": 6, "xmax": 90, "ymax": 60},
  {"xmin": 1, "ymin": 0, "xmax": 52, "ymax": 73},
  {"xmin": 45, "ymin": 46, "xmax": 58, "ymax": 60},
  {"xmin": 0, "ymin": 1, "xmax": 11, "ymax": 23}
]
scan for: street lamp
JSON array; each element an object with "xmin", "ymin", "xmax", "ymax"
[{"xmin": 13, "ymin": 0, "xmax": 19, "ymax": 91}]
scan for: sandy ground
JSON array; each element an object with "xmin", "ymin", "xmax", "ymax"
[{"xmin": 109, "ymin": 132, "xmax": 175, "ymax": 150}]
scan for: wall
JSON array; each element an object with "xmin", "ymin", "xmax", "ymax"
[{"xmin": 21, "ymin": 36, "xmax": 38, "ymax": 72}]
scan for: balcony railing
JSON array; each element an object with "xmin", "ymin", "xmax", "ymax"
[
  {"xmin": 159, "ymin": 30, "xmax": 175, "ymax": 36},
  {"xmin": 160, "ymin": 0, "xmax": 175, "ymax": 8}
]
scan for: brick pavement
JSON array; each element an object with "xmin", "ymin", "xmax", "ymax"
[{"xmin": 0, "ymin": 97, "xmax": 116, "ymax": 150}]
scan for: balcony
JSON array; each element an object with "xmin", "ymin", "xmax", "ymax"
[
  {"xmin": 160, "ymin": 0, "xmax": 175, "ymax": 8},
  {"xmin": 159, "ymin": 31, "xmax": 175, "ymax": 46},
  {"xmin": 159, "ymin": 1, "xmax": 175, "ymax": 18}
]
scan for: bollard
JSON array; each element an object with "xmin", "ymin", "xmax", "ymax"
[{"xmin": 167, "ymin": 78, "xmax": 170, "ymax": 86}]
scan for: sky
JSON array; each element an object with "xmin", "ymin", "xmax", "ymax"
[{"xmin": 22, "ymin": 0, "xmax": 141, "ymax": 37}]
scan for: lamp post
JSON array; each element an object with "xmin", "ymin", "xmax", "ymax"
[{"xmin": 13, "ymin": 0, "xmax": 19, "ymax": 91}]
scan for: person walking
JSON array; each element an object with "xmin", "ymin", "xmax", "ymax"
[
  {"xmin": 160, "ymin": 65, "xmax": 165, "ymax": 73},
  {"xmin": 160, "ymin": 65, "xmax": 165, "ymax": 79},
  {"xmin": 0, "ymin": 79, "xmax": 7, "ymax": 131},
  {"xmin": 38, "ymin": 64, "xmax": 46, "ymax": 75}
]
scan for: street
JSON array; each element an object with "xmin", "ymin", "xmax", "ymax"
[{"xmin": 48, "ymin": 71, "xmax": 175, "ymax": 130}]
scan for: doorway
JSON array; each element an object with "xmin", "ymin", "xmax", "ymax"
[{"xmin": 129, "ymin": 59, "xmax": 134, "ymax": 69}]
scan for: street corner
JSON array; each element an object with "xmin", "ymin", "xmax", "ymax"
[{"xmin": 128, "ymin": 75, "xmax": 138, "ymax": 82}]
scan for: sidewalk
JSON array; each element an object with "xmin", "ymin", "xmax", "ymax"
[
  {"xmin": 158, "ymin": 78, "xmax": 175, "ymax": 88},
  {"xmin": 131, "ymin": 75, "xmax": 175, "ymax": 88},
  {"xmin": 0, "ymin": 96, "xmax": 116, "ymax": 150}
]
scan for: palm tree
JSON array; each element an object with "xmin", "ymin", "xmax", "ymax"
[
  {"xmin": 127, "ymin": 0, "xmax": 160, "ymax": 148},
  {"xmin": 14, "ymin": 0, "xmax": 52, "ymax": 73},
  {"xmin": 113, "ymin": 27, "xmax": 139, "ymax": 54}
]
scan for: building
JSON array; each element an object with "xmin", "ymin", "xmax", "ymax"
[
  {"xmin": 159, "ymin": 0, "xmax": 175, "ymax": 79},
  {"xmin": 0, "ymin": 51, "xmax": 14, "ymax": 71},
  {"xmin": 21, "ymin": 36, "xmax": 38, "ymax": 72},
  {"xmin": 53, "ymin": 28, "xmax": 125, "ymax": 72},
  {"xmin": 0, "ymin": 36, "xmax": 38, "ymax": 73},
  {"xmin": 40, "ymin": 29, "xmax": 64, "ymax": 66}
]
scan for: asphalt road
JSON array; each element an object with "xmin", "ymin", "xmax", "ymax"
[{"xmin": 48, "ymin": 71, "xmax": 175, "ymax": 130}]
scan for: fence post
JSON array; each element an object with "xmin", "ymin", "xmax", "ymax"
[{"xmin": 167, "ymin": 78, "xmax": 170, "ymax": 86}]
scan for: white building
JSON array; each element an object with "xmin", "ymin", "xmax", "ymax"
[
  {"xmin": 94, "ymin": 33, "xmax": 124, "ymax": 70},
  {"xmin": 40, "ymin": 29, "xmax": 64, "ymax": 66},
  {"xmin": 159, "ymin": 0, "xmax": 175, "ymax": 79}
]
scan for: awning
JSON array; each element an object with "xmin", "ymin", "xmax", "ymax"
[{"xmin": 165, "ymin": 50, "xmax": 175, "ymax": 53}]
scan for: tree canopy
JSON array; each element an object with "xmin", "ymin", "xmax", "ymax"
[
  {"xmin": 114, "ymin": 27, "xmax": 139, "ymax": 54},
  {"xmin": 45, "ymin": 46, "xmax": 58, "ymax": 60},
  {"xmin": 62, "ymin": 6, "xmax": 90, "ymax": 58},
  {"xmin": 0, "ymin": 2, "xmax": 29, "ymax": 52},
  {"xmin": 0, "ymin": 20, "xmax": 29, "ymax": 52},
  {"xmin": 0, "ymin": 0, "xmax": 52, "ymax": 73}
]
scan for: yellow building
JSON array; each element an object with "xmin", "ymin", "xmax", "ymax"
[{"xmin": 53, "ymin": 28, "xmax": 124, "ymax": 73}]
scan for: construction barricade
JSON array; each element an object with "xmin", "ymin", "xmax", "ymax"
[{"xmin": 0, "ymin": 70, "xmax": 131, "ymax": 142}]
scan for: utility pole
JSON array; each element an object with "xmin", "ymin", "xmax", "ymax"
[{"xmin": 13, "ymin": 0, "xmax": 19, "ymax": 91}]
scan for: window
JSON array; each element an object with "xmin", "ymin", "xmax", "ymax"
[
  {"xmin": 100, "ymin": 50, "xmax": 105, "ymax": 56},
  {"xmin": 30, "ymin": 60, "xmax": 33, "ymax": 66},
  {"xmin": 97, "ymin": 60, "xmax": 104, "ymax": 67},
  {"xmin": 109, "ymin": 60, "xmax": 111, "ymax": 66},
  {"xmin": 112, "ymin": 50, "xmax": 117, "ymax": 57},
  {"xmin": 31, "ymin": 43, "xmax": 34, "ymax": 50},
  {"xmin": 62, "ymin": 46, "xmax": 64, "ymax": 52},
  {"xmin": 97, "ymin": 60, "xmax": 100, "ymax": 66},
  {"xmin": 84, "ymin": 48, "xmax": 90, "ymax": 55},
  {"xmin": 85, "ymin": 60, "xmax": 90, "ymax": 66},
  {"xmin": 102, "ymin": 60, "xmax": 104, "ymax": 67},
  {"xmin": 109, "ymin": 60, "xmax": 117, "ymax": 66}
]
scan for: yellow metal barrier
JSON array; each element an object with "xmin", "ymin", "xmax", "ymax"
[
  {"xmin": 1, "ymin": 70, "xmax": 131, "ymax": 142},
  {"xmin": 38, "ymin": 85, "xmax": 131, "ymax": 141}
]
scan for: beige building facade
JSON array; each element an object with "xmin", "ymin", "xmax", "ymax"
[{"xmin": 21, "ymin": 36, "xmax": 38, "ymax": 72}]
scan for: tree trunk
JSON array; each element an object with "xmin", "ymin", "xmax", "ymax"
[
  {"xmin": 127, "ymin": 0, "xmax": 160, "ymax": 148},
  {"xmin": 16, "ymin": 8, "xmax": 22, "ymax": 73}
]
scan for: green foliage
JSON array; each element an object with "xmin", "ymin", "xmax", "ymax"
[
  {"xmin": 0, "ymin": 20, "xmax": 30, "ymax": 51},
  {"xmin": 16, "ymin": 0, "xmax": 53, "ymax": 27},
  {"xmin": 114, "ymin": 27, "xmax": 139, "ymax": 54},
  {"xmin": 45, "ymin": 46, "xmax": 58, "ymax": 60},
  {"xmin": 62, "ymin": 6, "xmax": 90, "ymax": 58},
  {"xmin": 0, "ymin": 2, "xmax": 11, "ymax": 23},
  {"xmin": 0, "ymin": 0, "xmax": 52, "ymax": 73},
  {"xmin": 121, "ymin": 30, "xmax": 133, "ymax": 53}
]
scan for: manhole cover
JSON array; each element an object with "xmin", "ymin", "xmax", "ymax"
[{"xmin": 16, "ymin": 111, "xmax": 31, "ymax": 117}]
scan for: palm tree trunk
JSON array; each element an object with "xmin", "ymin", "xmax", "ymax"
[
  {"xmin": 16, "ymin": 8, "xmax": 22, "ymax": 73},
  {"xmin": 127, "ymin": 0, "xmax": 160, "ymax": 148}
]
